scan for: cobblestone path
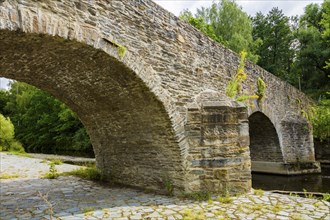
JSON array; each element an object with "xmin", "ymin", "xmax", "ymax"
[{"xmin": 1, "ymin": 153, "xmax": 329, "ymax": 220}]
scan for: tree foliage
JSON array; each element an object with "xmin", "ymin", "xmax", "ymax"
[
  {"xmin": 179, "ymin": 10, "xmax": 221, "ymax": 43},
  {"xmin": 2, "ymin": 82, "xmax": 92, "ymax": 155},
  {"xmin": 0, "ymin": 90, "xmax": 9, "ymax": 115},
  {"xmin": 320, "ymin": 0, "xmax": 330, "ymax": 69},
  {"xmin": 293, "ymin": 3, "xmax": 330, "ymax": 97},
  {"xmin": 180, "ymin": 0, "xmax": 261, "ymax": 63},
  {"xmin": 0, "ymin": 113, "xmax": 24, "ymax": 152},
  {"xmin": 312, "ymin": 98, "xmax": 330, "ymax": 142},
  {"xmin": 252, "ymin": 8, "xmax": 295, "ymax": 80}
]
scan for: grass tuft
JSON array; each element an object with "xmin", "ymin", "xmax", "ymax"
[
  {"xmin": 253, "ymin": 189, "xmax": 264, "ymax": 196},
  {"xmin": 0, "ymin": 173, "xmax": 19, "ymax": 179},
  {"xmin": 50, "ymin": 159, "xmax": 63, "ymax": 165},
  {"xmin": 180, "ymin": 191, "xmax": 211, "ymax": 201},
  {"xmin": 218, "ymin": 195, "xmax": 233, "ymax": 204},
  {"xmin": 61, "ymin": 167, "xmax": 103, "ymax": 181},
  {"xmin": 43, "ymin": 163, "xmax": 59, "ymax": 179}
]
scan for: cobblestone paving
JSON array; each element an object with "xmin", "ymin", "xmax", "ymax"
[{"xmin": 1, "ymin": 153, "xmax": 329, "ymax": 220}]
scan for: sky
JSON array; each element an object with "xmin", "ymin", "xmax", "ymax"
[
  {"xmin": 154, "ymin": 0, "xmax": 323, "ymax": 17},
  {"xmin": 0, "ymin": 78, "xmax": 11, "ymax": 90},
  {"xmin": 0, "ymin": 0, "xmax": 324, "ymax": 90}
]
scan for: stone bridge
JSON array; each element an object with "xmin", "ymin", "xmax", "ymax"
[{"xmin": 0, "ymin": 0, "xmax": 320, "ymax": 194}]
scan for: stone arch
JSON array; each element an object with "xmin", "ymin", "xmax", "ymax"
[
  {"xmin": 248, "ymin": 111, "xmax": 283, "ymax": 163},
  {"xmin": 0, "ymin": 30, "xmax": 184, "ymax": 192}
]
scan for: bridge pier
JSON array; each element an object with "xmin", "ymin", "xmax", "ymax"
[{"xmin": 184, "ymin": 92, "xmax": 252, "ymax": 194}]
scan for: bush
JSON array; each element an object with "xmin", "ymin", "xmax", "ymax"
[
  {"xmin": 43, "ymin": 163, "xmax": 59, "ymax": 179},
  {"xmin": 312, "ymin": 98, "xmax": 330, "ymax": 142},
  {"xmin": 0, "ymin": 114, "xmax": 24, "ymax": 153}
]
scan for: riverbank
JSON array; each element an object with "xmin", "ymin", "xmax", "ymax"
[
  {"xmin": 0, "ymin": 152, "xmax": 329, "ymax": 219},
  {"xmin": 28, "ymin": 153, "xmax": 95, "ymax": 166}
]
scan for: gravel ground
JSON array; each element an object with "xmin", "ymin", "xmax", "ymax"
[{"xmin": 0, "ymin": 152, "xmax": 329, "ymax": 220}]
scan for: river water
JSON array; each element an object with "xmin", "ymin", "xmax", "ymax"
[{"xmin": 252, "ymin": 166, "xmax": 330, "ymax": 193}]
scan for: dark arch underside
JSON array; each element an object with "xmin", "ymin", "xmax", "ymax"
[
  {"xmin": 0, "ymin": 30, "xmax": 183, "ymax": 191},
  {"xmin": 249, "ymin": 111, "xmax": 283, "ymax": 162}
]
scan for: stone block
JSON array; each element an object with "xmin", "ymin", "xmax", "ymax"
[{"xmin": 213, "ymin": 169, "xmax": 229, "ymax": 180}]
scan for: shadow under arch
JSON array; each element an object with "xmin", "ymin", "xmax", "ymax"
[
  {"xmin": 0, "ymin": 30, "xmax": 183, "ymax": 192},
  {"xmin": 248, "ymin": 111, "xmax": 284, "ymax": 165}
]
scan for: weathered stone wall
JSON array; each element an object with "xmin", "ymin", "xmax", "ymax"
[
  {"xmin": 0, "ymin": 0, "xmax": 318, "ymax": 193},
  {"xmin": 184, "ymin": 91, "xmax": 251, "ymax": 193}
]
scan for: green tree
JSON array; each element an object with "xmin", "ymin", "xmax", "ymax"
[
  {"xmin": 4, "ymin": 82, "xmax": 92, "ymax": 155},
  {"xmin": 180, "ymin": 10, "xmax": 221, "ymax": 43},
  {"xmin": 312, "ymin": 97, "xmax": 330, "ymax": 142},
  {"xmin": 320, "ymin": 0, "xmax": 330, "ymax": 68},
  {"xmin": 252, "ymin": 8, "xmax": 295, "ymax": 80},
  {"xmin": 180, "ymin": 0, "xmax": 260, "ymax": 63},
  {"xmin": 293, "ymin": 3, "xmax": 330, "ymax": 97},
  {"xmin": 0, "ymin": 114, "xmax": 24, "ymax": 152},
  {"xmin": 0, "ymin": 90, "xmax": 9, "ymax": 115}
]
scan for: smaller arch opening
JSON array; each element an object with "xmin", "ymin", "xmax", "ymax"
[{"xmin": 249, "ymin": 111, "xmax": 283, "ymax": 163}]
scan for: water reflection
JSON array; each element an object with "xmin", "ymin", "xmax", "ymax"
[{"xmin": 252, "ymin": 166, "xmax": 330, "ymax": 193}]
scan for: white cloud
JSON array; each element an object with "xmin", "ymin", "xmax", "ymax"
[
  {"xmin": 155, "ymin": 0, "xmax": 213, "ymax": 16},
  {"xmin": 153, "ymin": 0, "xmax": 323, "ymax": 17},
  {"xmin": 0, "ymin": 77, "xmax": 11, "ymax": 90}
]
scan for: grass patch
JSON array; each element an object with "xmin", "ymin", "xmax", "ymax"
[
  {"xmin": 322, "ymin": 193, "xmax": 330, "ymax": 202},
  {"xmin": 50, "ymin": 159, "xmax": 63, "ymax": 165},
  {"xmin": 163, "ymin": 179, "xmax": 174, "ymax": 196},
  {"xmin": 43, "ymin": 163, "xmax": 59, "ymax": 179},
  {"xmin": 61, "ymin": 167, "xmax": 103, "ymax": 181},
  {"xmin": 62, "ymin": 161, "xmax": 95, "ymax": 167},
  {"xmin": 272, "ymin": 203, "xmax": 282, "ymax": 212},
  {"xmin": 207, "ymin": 199, "xmax": 213, "ymax": 204},
  {"xmin": 303, "ymin": 188, "xmax": 315, "ymax": 199},
  {"xmin": 218, "ymin": 195, "xmax": 233, "ymax": 204},
  {"xmin": 251, "ymin": 204, "xmax": 263, "ymax": 211},
  {"xmin": 183, "ymin": 209, "xmax": 205, "ymax": 220},
  {"xmin": 83, "ymin": 207, "xmax": 95, "ymax": 216},
  {"xmin": 214, "ymin": 210, "xmax": 226, "ymax": 216},
  {"xmin": 0, "ymin": 173, "xmax": 19, "ymax": 179},
  {"xmin": 7, "ymin": 151, "xmax": 31, "ymax": 157},
  {"xmin": 290, "ymin": 213, "xmax": 304, "ymax": 220},
  {"xmin": 180, "ymin": 191, "xmax": 211, "ymax": 201},
  {"xmin": 253, "ymin": 189, "xmax": 264, "ymax": 196}
]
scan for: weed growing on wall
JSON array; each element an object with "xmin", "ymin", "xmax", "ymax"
[{"xmin": 226, "ymin": 51, "xmax": 264, "ymax": 103}]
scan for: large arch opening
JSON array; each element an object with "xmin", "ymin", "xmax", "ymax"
[
  {"xmin": 248, "ymin": 111, "xmax": 283, "ymax": 165},
  {"xmin": 0, "ymin": 79, "xmax": 95, "ymax": 157},
  {"xmin": 0, "ymin": 30, "xmax": 183, "ymax": 192}
]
